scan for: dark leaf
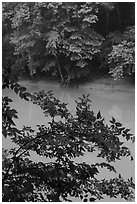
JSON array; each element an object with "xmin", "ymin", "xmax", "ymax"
[
  {"xmin": 89, "ymin": 197, "xmax": 96, "ymax": 202},
  {"xmin": 83, "ymin": 198, "xmax": 88, "ymax": 202},
  {"xmin": 131, "ymin": 156, "xmax": 134, "ymax": 161},
  {"xmin": 115, "ymin": 122, "xmax": 122, "ymax": 127},
  {"xmin": 97, "ymin": 111, "xmax": 101, "ymax": 119},
  {"xmin": 19, "ymin": 87, "xmax": 27, "ymax": 92},
  {"xmin": 14, "ymin": 87, "xmax": 19, "ymax": 94},
  {"xmin": 110, "ymin": 117, "xmax": 115, "ymax": 124}
]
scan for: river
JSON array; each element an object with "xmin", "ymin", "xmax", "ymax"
[{"xmin": 3, "ymin": 76, "xmax": 135, "ymax": 202}]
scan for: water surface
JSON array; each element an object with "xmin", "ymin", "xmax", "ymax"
[{"xmin": 3, "ymin": 77, "xmax": 135, "ymax": 202}]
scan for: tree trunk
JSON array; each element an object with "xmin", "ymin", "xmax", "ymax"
[{"xmin": 55, "ymin": 56, "xmax": 64, "ymax": 84}]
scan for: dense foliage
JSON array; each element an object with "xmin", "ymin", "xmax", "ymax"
[
  {"xmin": 2, "ymin": 2, "xmax": 135, "ymax": 202},
  {"xmin": 100, "ymin": 26, "xmax": 135, "ymax": 79},
  {"xmin": 2, "ymin": 78, "xmax": 135, "ymax": 202},
  {"xmin": 2, "ymin": 2, "xmax": 135, "ymax": 83}
]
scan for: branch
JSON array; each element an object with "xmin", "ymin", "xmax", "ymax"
[{"xmin": 3, "ymin": 132, "xmax": 49, "ymax": 182}]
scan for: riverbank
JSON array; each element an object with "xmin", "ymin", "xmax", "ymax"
[{"xmin": 19, "ymin": 71, "xmax": 135, "ymax": 88}]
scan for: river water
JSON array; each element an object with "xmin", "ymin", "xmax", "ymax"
[{"xmin": 3, "ymin": 77, "xmax": 135, "ymax": 202}]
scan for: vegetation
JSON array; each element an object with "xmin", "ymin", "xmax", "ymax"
[
  {"xmin": 2, "ymin": 2, "xmax": 135, "ymax": 202},
  {"xmin": 100, "ymin": 26, "xmax": 135, "ymax": 79},
  {"xmin": 2, "ymin": 78, "xmax": 135, "ymax": 202},
  {"xmin": 2, "ymin": 2, "xmax": 135, "ymax": 83}
]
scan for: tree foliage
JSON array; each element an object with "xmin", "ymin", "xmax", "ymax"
[
  {"xmin": 2, "ymin": 81, "xmax": 135, "ymax": 202},
  {"xmin": 108, "ymin": 26, "xmax": 135, "ymax": 79},
  {"xmin": 2, "ymin": 2, "xmax": 135, "ymax": 83},
  {"xmin": 2, "ymin": 2, "xmax": 103, "ymax": 83},
  {"xmin": 2, "ymin": 2, "xmax": 135, "ymax": 201},
  {"xmin": 100, "ymin": 26, "xmax": 135, "ymax": 79}
]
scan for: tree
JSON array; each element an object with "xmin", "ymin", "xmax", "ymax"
[
  {"xmin": 2, "ymin": 3, "xmax": 17, "ymax": 79},
  {"xmin": 3, "ymin": 2, "xmax": 104, "ymax": 83},
  {"xmin": 99, "ymin": 26, "xmax": 135, "ymax": 80},
  {"xmin": 2, "ymin": 2, "xmax": 135, "ymax": 83},
  {"xmin": 2, "ymin": 79, "xmax": 135, "ymax": 202},
  {"xmin": 108, "ymin": 26, "xmax": 135, "ymax": 79}
]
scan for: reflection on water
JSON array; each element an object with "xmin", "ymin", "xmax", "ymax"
[{"xmin": 3, "ymin": 78, "xmax": 135, "ymax": 202}]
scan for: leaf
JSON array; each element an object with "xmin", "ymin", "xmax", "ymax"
[
  {"xmin": 89, "ymin": 197, "xmax": 96, "ymax": 202},
  {"xmin": 13, "ymin": 114, "xmax": 18, "ymax": 119},
  {"xmin": 9, "ymin": 109, "xmax": 18, "ymax": 116},
  {"xmin": 84, "ymin": 194, "xmax": 88, "ymax": 197},
  {"xmin": 14, "ymin": 87, "xmax": 19, "ymax": 94},
  {"xmin": 131, "ymin": 156, "xmax": 134, "ymax": 161},
  {"xmin": 19, "ymin": 87, "xmax": 27, "ymax": 92},
  {"xmin": 83, "ymin": 198, "xmax": 88, "ymax": 202},
  {"xmin": 97, "ymin": 111, "xmax": 101, "ymax": 119},
  {"xmin": 23, "ymin": 92, "xmax": 32, "ymax": 100},
  {"xmin": 7, "ymin": 98, "xmax": 13, "ymax": 103},
  {"xmin": 19, "ymin": 92, "xmax": 24, "ymax": 99},
  {"xmin": 80, "ymin": 195, "xmax": 83, "ymax": 200},
  {"xmin": 132, "ymin": 136, "xmax": 135, "ymax": 143},
  {"xmin": 123, "ymin": 128, "xmax": 130, "ymax": 134},
  {"xmin": 110, "ymin": 117, "xmax": 115, "ymax": 124},
  {"xmin": 97, "ymin": 162, "xmax": 116, "ymax": 173},
  {"xmin": 115, "ymin": 122, "xmax": 122, "ymax": 127},
  {"xmin": 122, "ymin": 146, "xmax": 129, "ymax": 150}
]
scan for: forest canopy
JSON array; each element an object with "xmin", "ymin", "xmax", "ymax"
[{"xmin": 2, "ymin": 2, "xmax": 135, "ymax": 84}]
